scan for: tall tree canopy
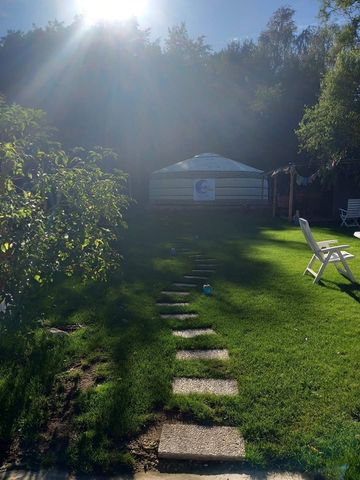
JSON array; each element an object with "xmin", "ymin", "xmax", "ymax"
[
  {"xmin": 0, "ymin": 9, "xmax": 336, "ymax": 192},
  {"xmin": 297, "ymin": 0, "xmax": 360, "ymax": 174},
  {"xmin": 297, "ymin": 48, "xmax": 360, "ymax": 166}
]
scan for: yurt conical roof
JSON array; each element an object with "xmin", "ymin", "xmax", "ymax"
[{"xmin": 153, "ymin": 153, "xmax": 264, "ymax": 176}]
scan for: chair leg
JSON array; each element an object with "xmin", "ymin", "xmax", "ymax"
[
  {"xmin": 304, "ymin": 255, "xmax": 316, "ymax": 276},
  {"xmin": 313, "ymin": 261, "xmax": 328, "ymax": 284}
]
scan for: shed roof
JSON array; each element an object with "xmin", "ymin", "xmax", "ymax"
[{"xmin": 153, "ymin": 153, "xmax": 263, "ymax": 174}]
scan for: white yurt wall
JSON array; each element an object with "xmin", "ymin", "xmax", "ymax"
[{"xmin": 149, "ymin": 153, "xmax": 268, "ymax": 206}]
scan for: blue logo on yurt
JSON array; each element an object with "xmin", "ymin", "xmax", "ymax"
[{"xmin": 193, "ymin": 179, "xmax": 215, "ymax": 201}]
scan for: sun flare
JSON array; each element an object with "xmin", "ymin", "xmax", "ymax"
[{"xmin": 78, "ymin": 0, "xmax": 148, "ymax": 24}]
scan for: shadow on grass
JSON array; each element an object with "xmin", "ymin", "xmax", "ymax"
[
  {"xmin": 0, "ymin": 211, "xmax": 193, "ymax": 471},
  {"xmin": 319, "ymin": 279, "xmax": 360, "ymax": 303},
  {"xmin": 1, "ymin": 209, "xmax": 359, "ymax": 475}
]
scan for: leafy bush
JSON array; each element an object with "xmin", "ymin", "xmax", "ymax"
[{"xmin": 0, "ymin": 97, "xmax": 129, "ymax": 312}]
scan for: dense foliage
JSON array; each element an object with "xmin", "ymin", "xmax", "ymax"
[
  {"xmin": 297, "ymin": 48, "xmax": 360, "ymax": 166},
  {"xmin": 0, "ymin": 8, "xmax": 337, "ymax": 195},
  {"xmin": 297, "ymin": 0, "xmax": 360, "ymax": 172},
  {"xmin": 0, "ymin": 97, "xmax": 129, "ymax": 310},
  {"xmin": 321, "ymin": 0, "xmax": 359, "ymax": 39}
]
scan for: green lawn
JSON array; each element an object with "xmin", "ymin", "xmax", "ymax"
[{"xmin": 1, "ymin": 210, "xmax": 360, "ymax": 478}]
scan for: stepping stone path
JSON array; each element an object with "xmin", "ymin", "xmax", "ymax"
[
  {"xmin": 152, "ymin": 241, "xmax": 312, "ymax": 479},
  {"xmin": 156, "ymin": 243, "xmax": 243, "ymax": 466}
]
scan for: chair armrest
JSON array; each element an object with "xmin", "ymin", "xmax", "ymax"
[
  {"xmin": 322, "ymin": 245, "xmax": 350, "ymax": 253},
  {"xmin": 317, "ymin": 240, "xmax": 338, "ymax": 248}
]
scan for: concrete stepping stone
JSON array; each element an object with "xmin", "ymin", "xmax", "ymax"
[
  {"xmin": 136, "ymin": 471, "xmax": 311, "ymax": 479},
  {"xmin": 194, "ymin": 257, "xmax": 216, "ymax": 260},
  {"xmin": 156, "ymin": 303, "xmax": 190, "ymax": 307},
  {"xmin": 176, "ymin": 349, "xmax": 229, "ymax": 360},
  {"xmin": 161, "ymin": 313, "xmax": 199, "ymax": 320},
  {"xmin": 172, "ymin": 328, "xmax": 216, "ymax": 338},
  {"xmin": 196, "ymin": 263, "xmax": 217, "ymax": 269},
  {"xmin": 158, "ymin": 423, "xmax": 245, "ymax": 461},
  {"xmin": 5, "ymin": 469, "xmax": 311, "ymax": 480},
  {"xmin": 192, "ymin": 269, "xmax": 216, "ymax": 274},
  {"xmin": 172, "ymin": 283, "xmax": 197, "ymax": 288},
  {"xmin": 183, "ymin": 275, "xmax": 208, "ymax": 280},
  {"xmin": 173, "ymin": 378, "xmax": 238, "ymax": 395},
  {"xmin": 48, "ymin": 327, "xmax": 69, "ymax": 336},
  {"xmin": 195, "ymin": 257, "xmax": 217, "ymax": 262},
  {"xmin": 161, "ymin": 291, "xmax": 191, "ymax": 296}
]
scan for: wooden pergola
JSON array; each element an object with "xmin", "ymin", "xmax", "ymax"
[{"xmin": 271, "ymin": 164, "xmax": 297, "ymax": 222}]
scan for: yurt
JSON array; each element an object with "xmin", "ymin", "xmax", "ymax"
[{"xmin": 149, "ymin": 153, "xmax": 268, "ymax": 206}]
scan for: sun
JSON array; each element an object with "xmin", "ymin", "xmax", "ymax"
[{"xmin": 77, "ymin": 0, "xmax": 148, "ymax": 24}]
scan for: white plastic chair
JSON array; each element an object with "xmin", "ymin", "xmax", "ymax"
[
  {"xmin": 339, "ymin": 199, "xmax": 360, "ymax": 227},
  {"xmin": 299, "ymin": 218, "xmax": 356, "ymax": 284}
]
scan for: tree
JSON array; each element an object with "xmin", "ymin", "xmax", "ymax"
[
  {"xmin": 258, "ymin": 6, "xmax": 297, "ymax": 71},
  {"xmin": 297, "ymin": 48, "xmax": 360, "ymax": 166},
  {"xmin": 296, "ymin": 1, "xmax": 360, "ymax": 174},
  {"xmin": 164, "ymin": 22, "xmax": 211, "ymax": 63},
  {"xmin": 320, "ymin": 0, "xmax": 360, "ymax": 48},
  {"xmin": 321, "ymin": 0, "xmax": 360, "ymax": 22},
  {"xmin": 0, "ymin": 98, "xmax": 129, "ymax": 310},
  {"xmin": 0, "ymin": 10, "xmax": 334, "ymax": 177}
]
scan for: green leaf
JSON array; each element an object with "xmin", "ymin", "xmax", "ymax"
[
  {"xmin": 94, "ymin": 238, "xmax": 104, "ymax": 248},
  {"xmin": 5, "ymin": 178, "xmax": 14, "ymax": 192},
  {"xmin": 1, "ymin": 242, "xmax": 10, "ymax": 253},
  {"xmin": 81, "ymin": 239, "xmax": 90, "ymax": 250}
]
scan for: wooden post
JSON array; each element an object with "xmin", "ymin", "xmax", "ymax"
[
  {"xmin": 272, "ymin": 175, "xmax": 277, "ymax": 217},
  {"xmin": 288, "ymin": 166, "xmax": 295, "ymax": 222}
]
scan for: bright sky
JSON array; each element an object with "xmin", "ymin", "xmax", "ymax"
[{"xmin": 0, "ymin": 0, "xmax": 321, "ymax": 49}]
